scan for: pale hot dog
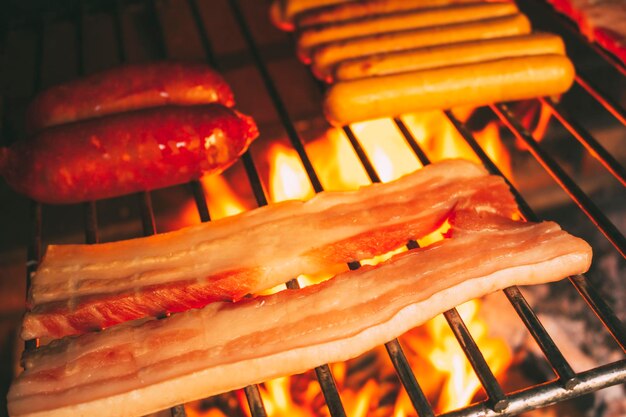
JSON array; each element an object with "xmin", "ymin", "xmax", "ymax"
[
  {"xmin": 333, "ymin": 33, "xmax": 565, "ymax": 82},
  {"xmin": 295, "ymin": 0, "xmax": 487, "ymax": 28},
  {"xmin": 270, "ymin": 0, "xmax": 354, "ymax": 31},
  {"xmin": 297, "ymin": 2, "xmax": 519, "ymax": 60},
  {"xmin": 323, "ymin": 55, "xmax": 575, "ymax": 126},
  {"xmin": 310, "ymin": 13, "xmax": 532, "ymax": 79}
]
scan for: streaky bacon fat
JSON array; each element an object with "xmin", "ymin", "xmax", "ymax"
[
  {"xmin": 8, "ymin": 212, "xmax": 592, "ymax": 417},
  {"xmin": 23, "ymin": 159, "xmax": 516, "ymax": 340}
]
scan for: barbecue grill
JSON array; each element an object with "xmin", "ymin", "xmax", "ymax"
[{"xmin": 0, "ymin": 0, "xmax": 624, "ymax": 416}]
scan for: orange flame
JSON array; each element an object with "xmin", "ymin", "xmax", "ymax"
[
  {"xmin": 268, "ymin": 143, "xmax": 315, "ymax": 202},
  {"xmin": 307, "ymin": 128, "xmax": 371, "ymax": 191},
  {"xmin": 351, "ymin": 118, "xmax": 423, "ymax": 181},
  {"xmin": 203, "ymin": 174, "xmax": 247, "ymax": 220},
  {"xmin": 186, "ymin": 108, "xmax": 517, "ymax": 417}
]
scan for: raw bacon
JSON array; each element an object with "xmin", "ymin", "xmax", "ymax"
[
  {"xmin": 8, "ymin": 212, "xmax": 592, "ymax": 417},
  {"xmin": 22, "ymin": 160, "xmax": 517, "ymax": 340}
]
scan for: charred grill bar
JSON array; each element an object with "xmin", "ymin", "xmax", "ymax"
[{"xmin": 0, "ymin": 0, "xmax": 624, "ymax": 416}]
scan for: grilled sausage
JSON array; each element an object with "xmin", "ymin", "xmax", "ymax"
[
  {"xmin": 25, "ymin": 61, "xmax": 235, "ymax": 134},
  {"xmin": 295, "ymin": 0, "xmax": 483, "ymax": 28},
  {"xmin": 270, "ymin": 0, "xmax": 354, "ymax": 31},
  {"xmin": 1, "ymin": 104, "xmax": 258, "ymax": 204},
  {"xmin": 333, "ymin": 33, "xmax": 565, "ymax": 82},
  {"xmin": 310, "ymin": 13, "xmax": 532, "ymax": 79},
  {"xmin": 323, "ymin": 54, "xmax": 575, "ymax": 126},
  {"xmin": 297, "ymin": 2, "xmax": 519, "ymax": 61}
]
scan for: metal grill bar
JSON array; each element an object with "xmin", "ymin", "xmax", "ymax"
[
  {"xmin": 539, "ymin": 97, "xmax": 626, "ymax": 186},
  {"xmin": 292, "ymin": 0, "xmax": 625, "ymax": 409},
  {"xmin": 569, "ymin": 275, "xmax": 626, "ymax": 351},
  {"xmin": 443, "ymin": 109, "xmax": 623, "ymax": 367},
  {"xmin": 443, "ymin": 310, "xmax": 509, "ymax": 411},
  {"xmin": 23, "ymin": 14, "xmax": 45, "ymax": 354},
  {"xmin": 439, "ymin": 359, "xmax": 626, "ymax": 417},
  {"xmin": 338, "ymin": 148, "xmax": 437, "ymax": 415},
  {"xmin": 73, "ymin": 6, "xmax": 101, "ymax": 245},
  {"xmin": 25, "ymin": 200, "xmax": 42, "ymax": 352},
  {"xmin": 384, "ymin": 119, "xmax": 512, "ymax": 410},
  {"xmin": 191, "ymin": 180, "xmax": 211, "ymax": 222},
  {"xmin": 490, "ymin": 103, "xmax": 626, "ymax": 258},
  {"xmin": 575, "ymin": 76, "xmax": 626, "ymax": 126},
  {"xmin": 524, "ymin": 0, "xmax": 626, "ymax": 77},
  {"xmin": 226, "ymin": 0, "xmax": 323, "ymax": 193},
  {"xmin": 83, "ymin": 201, "xmax": 99, "ymax": 244},
  {"xmin": 175, "ymin": 0, "xmax": 344, "ymax": 413},
  {"xmin": 221, "ymin": 1, "xmax": 352, "ymax": 415},
  {"xmin": 342, "ymin": 126, "xmax": 382, "ymax": 183},
  {"xmin": 393, "ymin": 117, "xmax": 430, "ymax": 165},
  {"xmin": 343, "ymin": 119, "xmax": 513, "ymax": 413},
  {"xmin": 393, "ymin": 115, "xmax": 578, "ymax": 405},
  {"xmin": 7, "ymin": 1, "xmax": 625, "ymax": 417},
  {"xmin": 385, "ymin": 339, "xmax": 435, "ymax": 417}
]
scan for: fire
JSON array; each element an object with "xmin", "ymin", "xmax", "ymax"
[
  {"xmin": 421, "ymin": 300, "xmax": 512, "ymax": 412},
  {"xmin": 472, "ymin": 121, "xmax": 513, "ymax": 180},
  {"xmin": 306, "ymin": 128, "xmax": 371, "ymax": 191},
  {"xmin": 166, "ymin": 172, "xmax": 248, "ymax": 230},
  {"xmin": 186, "ymin": 109, "xmax": 518, "ymax": 417},
  {"xmin": 268, "ymin": 143, "xmax": 315, "ymax": 202},
  {"xmin": 202, "ymin": 174, "xmax": 247, "ymax": 219},
  {"xmin": 350, "ymin": 118, "xmax": 423, "ymax": 180},
  {"xmin": 402, "ymin": 111, "xmax": 480, "ymax": 163}
]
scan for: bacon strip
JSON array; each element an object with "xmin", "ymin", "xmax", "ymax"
[
  {"xmin": 8, "ymin": 213, "xmax": 592, "ymax": 417},
  {"xmin": 23, "ymin": 159, "xmax": 516, "ymax": 340}
]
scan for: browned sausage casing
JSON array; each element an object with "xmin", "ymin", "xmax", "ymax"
[
  {"xmin": 25, "ymin": 61, "xmax": 235, "ymax": 134},
  {"xmin": 1, "ymin": 104, "xmax": 258, "ymax": 204}
]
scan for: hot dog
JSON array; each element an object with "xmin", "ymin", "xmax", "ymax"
[
  {"xmin": 270, "ymin": 0, "xmax": 354, "ymax": 31},
  {"xmin": 297, "ymin": 2, "xmax": 519, "ymax": 61},
  {"xmin": 310, "ymin": 13, "xmax": 531, "ymax": 79},
  {"xmin": 1, "ymin": 104, "xmax": 258, "ymax": 204},
  {"xmin": 323, "ymin": 54, "xmax": 575, "ymax": 126},
  {"xmin": 25, "ymin": 61, "xmax": 235, "ymax": 134},
  {"xmin": 333, "ymin": 33, "xmax": 565, "ymax": 82},
  {"xmin": 295, "ymin": 0, "xmax": 484, "ymax": 28}
]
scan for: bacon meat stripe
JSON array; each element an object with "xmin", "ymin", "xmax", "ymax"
[
  {"xmin": 8, "ymin": 212, "xmax": 592, "ymax": 417},
  {"xmin": 23, "ymin": 160, "xmax": 516, "ymax": 340}
]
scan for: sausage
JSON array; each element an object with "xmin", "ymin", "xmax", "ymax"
[
  {"xmin": 269, "ymin": 0, "xmax": 354, "ymax": 31},
  {"xmin": 334, "ymin": 33, "xmax": 565, "ymax": 82},
  {"xmin": 295, "ymin": 0, "xmax": 484, "ymax": 28},
  {"xmin": 1, "ymin": 104, "xmax": 258, "ymax": 204},
  {"xmin": 323, "ymin": 54, "xmax": 575, "ymax": 126},
  {"xmin": 297, "ymin": 2, "xmax": 519, "ymax": 61},
  {"xmin": 25, "ymin": 61, "xmax": 235, "ymax": 134},
  {"xmin": 310, "ymin": 13, "xmax": 532, "ymax": 79}
]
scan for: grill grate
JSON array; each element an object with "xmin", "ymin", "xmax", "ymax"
[{"xmin": 1, "ymin": 0, "xmax": 624, "ymax": 416}]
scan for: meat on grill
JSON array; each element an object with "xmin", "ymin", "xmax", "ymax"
[
  {"xmin": 8, "ymin": 211, "xmax": 592, "ymax": 417},
  {"xmin": 22, "ymin": 160, "xmax": 516, "ymax": 340},
  {"xmin": 25, "ymin": 61, "xmax": 235, "ymax": 133},
  {"xmin": 545, "ymin": 0, "xmax": 626, "ymax": 63}
]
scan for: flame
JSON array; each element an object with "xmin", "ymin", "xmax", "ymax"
[
  {"xmin": 532, "ymin": 101, "xmax": 553, "ymax": 142},
  {"xmin": 187, "ymin": 108, "xmax": 518, "ymax": 417},
  {"xmin": 268, "ymin": 143, "xmax": 315, "ymax": 202},
  {"xmin": 401, "ymin": 299, "xmax": 512, "ymax": 414},
  {"xmin": 307, "ymin": 128, "xmax": 371, "ymax": 191},
  {"xmin": 167, "ymin": 172, "xmax": 247, "ymax": 230},
  {"xmin": 351, "ymin": 118, "xmax": 423, "ymax": 181},
  {"xmin": 402, "ymin": 112, "xmax": 480, "ymax": 163},
  {"xmin": 472, "ymin": 122, "xmax": 513, "ymax": 181},
  {"xmin": 202, "ymin": 174, "xmax": 247, "ymax": 219}
]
